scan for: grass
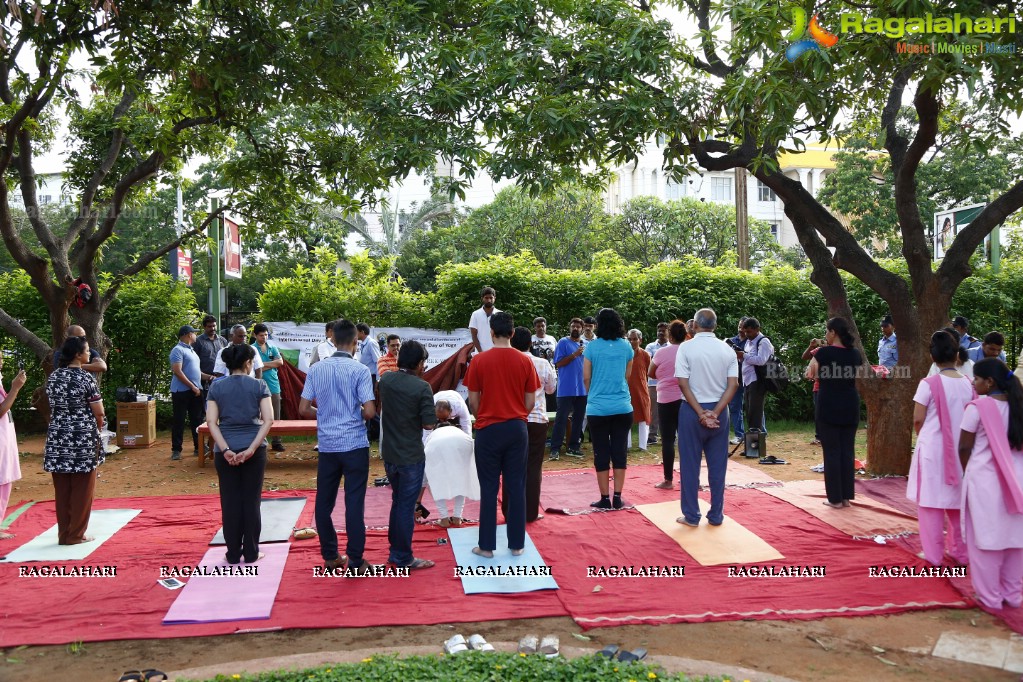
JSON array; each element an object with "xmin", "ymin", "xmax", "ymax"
[{"xmin": 185, "ymin": 652, "xmax": 736, "ymax": 682}]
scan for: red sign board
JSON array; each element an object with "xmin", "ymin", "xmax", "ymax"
[
  {"xmin": 224, "ymin": 217, "xmax": 242, "ymax": 280},
  {"xmin": 176, "ymin": 247, "xmax": 192, "ymax": 286}
]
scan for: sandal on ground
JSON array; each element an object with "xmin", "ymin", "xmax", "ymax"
[
  {"xmin": 467, "ymin": 633, "xmax": 495, "ymax": 651},
  {"xmin": 438, "ymin": 517, "xmax": 452, "ymax": 528},
  {"xmin": 0, "ymin": 531, "xmax": 15, "ymax": 540},
  {"xmin": 617, "ymin": 647, "xmax": 648, "ymax": 662},
  {"xmin": 293, "ymin": 527, "xmax": 317, "ymax": 540},
  {"xmin": 142, "ymin": 671, "xmax": 168, "ymax": 681},
  {"xmin": 348, "ymin": 561, "xmax": 380, "ymax": 576},
  {"xmin": 518, "ymin": 634, "xmax": 539, "ymax": 654},
  {"xmin": 406, "ymin": 557, "xmax": 435, "ymax": 570},
  {"xmin": 449, "ymin": 516, "xmax": 463, "ymax": 527},
  {"xmin": 596, "ymin": 644, "xmax": 620, "ymax": 658},
  {"xmin": 759, "ymin": 455, "xmax": 787, "ymax": 465},
  {"xmin": 119, "ymin": 673, "xmax": 145, "ymax": 682},
  {"xmin": 653, "ymin": 480, "xmax": 673, "ymax": 489},
  {"xmin": 539, "ymin": 634, "xmax": 560, "ymax": 657},
  {"xmin": 444, "ymin": 634, "xmax": 469, "ymax": 655}
]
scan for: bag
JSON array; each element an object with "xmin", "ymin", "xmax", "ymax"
[
  {"xmin": 115, "ymin": 386, "xmax": 137, "ymax": 403},
  {"xmin": 752, "ymin": 337, "xmax": 789, "ymax": 393}
]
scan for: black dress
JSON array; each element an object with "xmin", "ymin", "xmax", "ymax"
[{"xmin": 814, "ymin": 345, "xmax": 861, "ymax": 503}]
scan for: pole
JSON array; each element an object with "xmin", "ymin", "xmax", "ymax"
[
  {"xmin": 735, "ymin": 168, "xmax": 750, "ymax": 270},
  {"xmin": 209, "ymin": 198, "xmax": 222, "ymax": 329}
]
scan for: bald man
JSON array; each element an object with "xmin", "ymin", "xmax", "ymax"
[{"xmin": 52, "ymin": 325, "xmax": 108, "ymax": 374}]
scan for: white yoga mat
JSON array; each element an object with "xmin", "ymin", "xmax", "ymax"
[
  {"xmin": 210, "ymin": 497, "xmax": 307, "ymax": 545},
  {"xmin": 0, "ymin": 508, "xmax": 141, "ymax": 563},
  {"xmin": 447, "ymin": 525, "xmax": 558, "ymax": 595}
]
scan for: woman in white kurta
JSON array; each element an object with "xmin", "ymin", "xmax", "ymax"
[
  {"xmin": 909, "ymin": 331, "xmax": 973, "ymax": 565},
  {"xmin": 0, "ymin": 356, "xmax": 26, "ymax": 540},
  {"xmin": 958, "ymin": 358, "xmax": 1023, "ymax": 610},
  {"xmin": 424, "ymin": 423, "xmax": 479, "ymax": 527}
]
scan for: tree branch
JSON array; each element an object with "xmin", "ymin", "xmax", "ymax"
[
  {"xmin": 880, "ymin": 65, "xmax": 915, "ymax": 176},
  {"xmin": 896, "ymin": 87, "xmax": 941, "ymax": 298},
  {"xmin": 0, "ymin": 306, "xmax": 51, "ymax": 360}
]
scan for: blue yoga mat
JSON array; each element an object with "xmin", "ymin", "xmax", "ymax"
[{"xmin": 447, "ymin": 525, "xmax": 558, "ymax": 595}]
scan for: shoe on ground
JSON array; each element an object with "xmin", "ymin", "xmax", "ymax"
[
  {"xmin": 192, "ymin": 448, "xmax": 199, "ymax": 457},
  {"xmin": 170, "ymin": 451, "xmax": 181, "ymax": 461},
  {"xmin": 647, "ymin": 437, "xmax": 658, "ymax": 445},
  {"xmin": 271, "ymin": 442, "xmax": 286, "ymax": 452},
  {"xmin": 729, "ymin": 437, "xmax": 742, "ymax": 445},
  {"xmin": 590, "ymin": 498, "xmax": 612, "ymax": 509},
  {"xmin": 548, "ymin": 450, "xmax": 560, "ymax": 461},
  {"xmin": 564, "ymin": 449, "xmax": 584, "ymax": 458},
  {"xmin": 612, "ymin": 496, "xmax": 624, "ymax": 509},
  {"xmin": 810, "ymin": 438, "xmax": 822, "ymax": 445}
]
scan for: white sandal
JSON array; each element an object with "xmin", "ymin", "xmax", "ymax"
[
  {"xmin": 467, "ymin": 633, "xmax": 495, "ymax": 652},
  {"xmin": 517, "ymin": 634, "xmax": 539, "ymax": 654},
  {"xmin": 444, "ymin": 634, "xmax": 469, "ymax": 655},
  {"xmin": 539, "ymin": 634, "xmax": 560, "ymax": 657}
]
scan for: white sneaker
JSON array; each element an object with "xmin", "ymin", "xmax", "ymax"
[{"xmin": 729, "ymin": 437, "xmax": 742, "ymax": 445}]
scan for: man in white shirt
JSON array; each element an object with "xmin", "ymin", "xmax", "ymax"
[
  {"xmin": 645, "ymin": 322, "xmax": 669, "ymax": 444},
  {"xmin": 468, "ymin": 286, "xmax": 501, "ymax": 353},
  {"xmin": 213, "ymin": 324, "xmax": 264, "ymax": 379},
  {"xmin": 741, "ymin": 317, "xmax": 772, "ymax": 434},
  {"xmin": 675, "ymin": 308, "xmax": 738, "ymax": 527},
  {"xmin": 309, "ymin": 321, "xmax": 336, "ymax": 366}
]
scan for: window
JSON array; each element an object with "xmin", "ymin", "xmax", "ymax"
[
  {"xmin": 711, "ymin": 177, "xmax": 732, "ymax": 202},
  {"xmin": 769, "ymin": 223, "xmax": 779, "ymax": 241},
  {"xmin": 665, "ymin": 178, "xmax": 685, "ymax": 200},
  {"xmin": 757, "ymin": 180, "xmax": 776, "ymax": 203},
  {"xmin": 39, "ymin": 195, "xmax": 52, "ymax": 205}
]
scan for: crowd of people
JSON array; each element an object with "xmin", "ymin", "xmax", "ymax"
[{"xmin": 0, "ymin": 294, "xmax": 1020, "ymax": 610}]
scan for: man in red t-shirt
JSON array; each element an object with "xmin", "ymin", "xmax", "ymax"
[{"xmin": 463, "ymin": 311, "xmax": 541, "ymax": 558}]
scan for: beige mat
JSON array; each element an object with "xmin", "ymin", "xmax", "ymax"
[
  {"xmin": 636, "ymin": 500, "xmax": 784, "ymax": 566},
  {"xmin": 760, "ymin": 479, "xmax": 918, "ymax": 538}
]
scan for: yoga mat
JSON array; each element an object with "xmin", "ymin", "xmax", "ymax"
[
  {"xmin": 760, "ymin": 479, "xmax": 918, "ymax": 538},
  {"xmin": 855, "ymin": 476, "xmax": 918, "ymax": 517},
  {"xmin": 635, "ymin": 499, "xmax": 784, "ymax": 566},
  {"xmin": 210, "ymin": 497, "xmax": 306, "ymax": 545},
  {"xmin": 1, "ymin": 501, "xmax": 35, "ymax": 529},
  {"xmin": 332, "ymin": 486, "xmax": 480, "ymax": 531},
  {"xmin": 0, "ymin": 508, "xmax": 141, "ymax": 563},
  {"xmin": 447, "ymin": 525, "xmax": 558, "ymax": 594},
  {"xmin": 163, "ymin": 543, "xmax": 290, "ymax": 624}
]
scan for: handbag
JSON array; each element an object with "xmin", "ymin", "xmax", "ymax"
[
  {"xmin": 115, "ymin": 386, "xmax": 137, "ymax": 403},
  {"xmin": 752, "ymin": 337, "xmax": 789, "ymax": 393}
]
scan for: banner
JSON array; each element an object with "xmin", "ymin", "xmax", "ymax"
[
  {"xmin": 933, "ymin": 203, "xmax": 985, "ymax": 260},
  {"xmin": 224, "ymin": 217, "xmax": 242, "ymax": 279},
  {"xmin": 176, "ymin": 247, "xmax": 192, "ymax": 286},
  {"xmin": 265, "ymin": 322, "xmax": 472, "ymax": 373}
]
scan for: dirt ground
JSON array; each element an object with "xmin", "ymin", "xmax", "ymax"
[{"xmin": 1, "ymin": 427, "xmax": 1018, "ymax": 682}]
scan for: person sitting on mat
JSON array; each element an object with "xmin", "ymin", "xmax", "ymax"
[
  {"xmin": 206, "ymin": 344, "xmax": 273, "ymax": 564},
  {"xmin": 379, "ymin": 340, "xmax": 437, "ymax": 570},
  {"xmin": 0, "ymin": 354, "xmax": 26, "ymax": 540},
  {"xmin": 464, "ymin": 311, "xmax": 541, "ymax": 558},
  {"xmin": 44, "ymin": 335, "xmax": 107, "ymax": 545}
]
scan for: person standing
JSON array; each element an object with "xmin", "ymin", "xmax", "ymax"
[
  {"xmin": 674, "ymin": 309, "xmax": 738, "ymax": 526},
  {"xmin": 356, "ymin": 323, "xmax": 381, "ymax": 384},
  {"xmin": 549, "ymin": 318, "xmax": 587, "ymax": 460},
  {"xmin": 309, "ymin": 321, "xmax": 335, "ymax": 366},
  {"xmin": 213, "ymin": 325, "xmax": 263, "ymax": 379},
  {"xmin": 878, "ymin": 314, "xmax": 899, "ymax": 370},
  {"xmin": 806, "ymin": 318, "xmax": 862, "ymax": 508},
  {"xmin": 252, "ymin": 323, "xmax": 286, "ymax": 453},
  {"xmin": 645, "ymin": 322, "xmax": 669, "ymax": 445},
  {"xmin": 378, "ymin": 340, "xmax": 437, "ymax": 570},
  {"xmin": 584, "ymin": 308, "xmax": 634, "ymax": 510},
  {"xmin": 206, "ymin": 344, "xmax": 274, "ymax": 564},
  {"xmin": 52, "ymin": 325, "xmax": 108, "ymax": 377},
  {"xmin": 299, "ymin": 319, "xmax": 378, "ymax": 573},
  {"xmin": 648, "ymin": 320, "xmax": 686, "ymax": 489},
  {"xmin": 967, "ymin": 331, "xmax": 1007, "ymax": 364},
  {"xmin": 169, "ymin": 325, "xmax": 203, "ymax": 461},
  {"xmin": 581, "ymin": 316, "xmax": 596, "ymax": 346},
  {"xmin": 377, "ymin": 335, "xmax": 401, "ymax": 377},
  {"xmin": 530, "ymin": 317, "xmax": 556, "ymax": 363},
  {"xmin": 463, "ymin": 312, "xmax": 540, "ymax": 558},
  {"xmin": 741, "ymin": 317, "xmax": 772, "ymax": 434},
  {"xmin": 727, "ymin": 319, "xmax": 747, "ymax": 445},
  {"xmin": 468, "ymin": 286, "xmax": 501, "ymax": 354},
  {"xmin": 0, "ymin": 355, "xmax": 26, "ymax": 540},
  {"xmin": 958, "ymin": 358, "xmax": 1023, "ymax": 610},
  {"xmin": 908, "ymin": 330, "xmax": 973, "ymax": 565},
  {"xmin": 952, "ymin": 316, "xmax": 979, "ymax": 351},
  {"xmin": 44, "ymin": 336, "xmax": 106, "ymax": 545},
  {"xmin": 507, "ymin": 327, "xmax": 557, "ymax": 523},
  {"xmin": 192, "ymin": 315, "xmax": 228, "ymax": 401},
  {"xmin": 626, "ymin": 329, "xmax": 651, "ymax": 451}
]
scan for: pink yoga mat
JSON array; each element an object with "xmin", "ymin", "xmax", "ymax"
[
  {"xmin": 331, "ymin": 485, "xmax": 481, "ymax": 530},
  {"xmin": 163, "ymin": 543, "xmax": 290, "ymax": 624}
]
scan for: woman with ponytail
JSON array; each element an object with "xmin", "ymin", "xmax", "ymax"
[
  {"xmin": 958, "ymin": 358, "xmax": 1023, "ymax": 609},
  {"xmin": 908, "ymin": 331, "xmax": 973, "ymax": 565},
  {"xmin": 806, "ymin": 317, "xmax": 861, "ymax": 508}
]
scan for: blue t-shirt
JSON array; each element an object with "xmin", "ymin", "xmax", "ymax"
[
  {"xmin": 169, "ymin": 342, "xmax": 202, "ymax": 393},
  {"xmin": 583, "ymin": 338, "xmax": 634, "ymax": 417},
  {"xmin": 554, "ymin": 337, "xmax": 586, "ymax": 397},
  {"xmin": 253, "ymin": 342, "xmax": 282, "ymax": 395}
]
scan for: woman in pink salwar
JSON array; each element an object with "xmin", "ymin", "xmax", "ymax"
[
  {"xmin": 958, "ymin": 358, "xmax": 1023, "ymax": 610},
  {"xmin": 0, "ymin": 355, "xmax": 26, "ymax": 540},
  {"xmin": 909, "ymin": 331, "xmax": 973, "ymax": 565}
]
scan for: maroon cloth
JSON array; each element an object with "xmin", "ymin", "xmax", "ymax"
[
  {"xmin": 277, "ymin": 358, "xmax": 307, "ymax": 420},
  {"xmin": 424, "ymin": 343, "xmax": 474, "ymax": 393}
]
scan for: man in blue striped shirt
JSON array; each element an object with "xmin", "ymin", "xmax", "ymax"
[{"xmin": 299, "ymin": 319, "xmax": 377, "ymax": 574}]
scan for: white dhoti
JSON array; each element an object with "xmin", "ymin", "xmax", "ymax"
[{"xmin": 425, "ymin": 426, "xmax": 480, "ymax": 504}]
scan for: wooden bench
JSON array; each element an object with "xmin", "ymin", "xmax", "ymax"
[{"xmin": 196, "ymin": 419, "xmax": 319, "ymax": 467}]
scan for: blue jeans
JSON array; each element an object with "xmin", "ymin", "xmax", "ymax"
[
  {"xmin": 678, "ymin": 402, "xmax": 729, "ymax": 525},
  {"xmin": 315, "ymin": 448, "xmax": 369, "ymax": 565},
  {"xmin": 385, "ymin": 460, "xmax": 425, "ymax": 566},
  {"xmin": 475, "ymin": 420, "xmax": 528, "ymax": 552},
  {"xmin": 549, "ymin": 395, "xmax": 586, "ymax": 451},
  {"xmin": 729, "ymin": 383, "xmax": 745, "ymax": 439}
]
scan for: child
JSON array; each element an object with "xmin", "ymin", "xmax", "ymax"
[
  {"xmin": 958, "ymin": 358, "xmax": 1023, "ymax": 610},
  {"xmin": 0, "ymin": 355, "xmax": 26, "ymax": 540},
  {"xmin": 908, "ymin": 331, "xmax": 973, "ymax": 565}
]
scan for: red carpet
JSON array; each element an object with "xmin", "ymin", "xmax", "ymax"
[
  {"xmin": 855, "ymin": 476, "xmax": 919, "ymax": 517},
  {"xmin": 329, "ymin": 486, "xmax": 481, "ymax": 531},
  {"xmin": 531, "ymin": 488, "xmax": 969, "ymax": 629}
]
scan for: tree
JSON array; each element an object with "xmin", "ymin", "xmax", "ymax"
[
  {"xmin": 331, "ymin": 195, "xmax": 457, "ymax": 269},
  {"xmin": 604, "ymin": 196, "xmax": 780, "ymax": 267}
]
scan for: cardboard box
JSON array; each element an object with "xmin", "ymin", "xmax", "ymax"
[{"xmin": 116, "ymin": 400, "xmax": 157, "ymax": 448}]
